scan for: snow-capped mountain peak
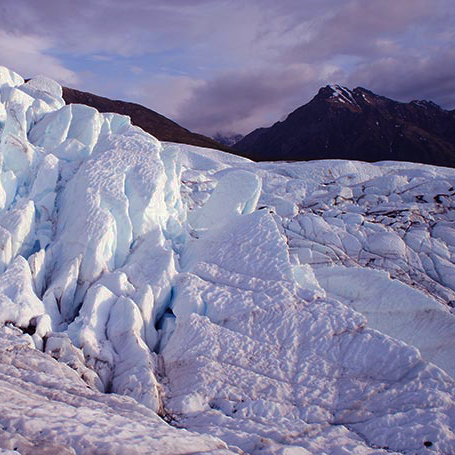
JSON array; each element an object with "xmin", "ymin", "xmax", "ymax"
[{"xmin": 234, "ymin": 84, "xmax": 455, "ymax": 165}]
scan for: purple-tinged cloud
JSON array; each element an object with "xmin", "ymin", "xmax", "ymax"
[
  {"xmin": 0, "ymin": 0, "xmax": 454, "ymax": 135},
  {"xmin": 348, "ymin": 50, "xmax": 455, "ymax": 109},
  {"xmin": 174, "ymin": 65, "xmax": 320, "ymax": 135}
]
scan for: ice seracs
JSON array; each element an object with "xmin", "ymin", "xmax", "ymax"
[
  {"xmin": 0, "ymin": 66, "xmax": 454, "ymax": 454},
  {"xmin": 188, "ymin": 169, "xmax": 261, "ymax": 232}
]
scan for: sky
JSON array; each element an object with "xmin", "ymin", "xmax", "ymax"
[{"xmin": 1, "ymin": 0, "xmax": 454, "ymax": 137}]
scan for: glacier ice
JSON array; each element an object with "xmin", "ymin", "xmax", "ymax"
[
  {"xmin": 187, "ymin": 169, "xmax": 262, "ymax": 231},
  {"xmin": 0, "ymin": 66, "xmax": 454, "ymax": 454}
]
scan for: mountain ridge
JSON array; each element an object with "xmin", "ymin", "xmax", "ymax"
[
  {"xmin": 233, "ymin": 85, "xmax": 455, "ymax": 167},
  {"xmin": 61, "ymin": 86, "xmax": 232, "ymax": 153}
]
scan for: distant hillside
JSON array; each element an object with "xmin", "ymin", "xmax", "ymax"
[
  {"xmin": 212, "ymin": 132, "xmax": 244, "ymax": 147},
  {"xmin": 62, "ymin": 87, "xmax": 231, "ymax": 152},
  {"xmin": 233, "ymin": 85, "xmax": 455, "ymax": 167}
]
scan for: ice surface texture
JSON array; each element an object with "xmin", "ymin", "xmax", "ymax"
[{"xmin": 0, "ymin": 66, "xmax": 454, "ymax": 454}]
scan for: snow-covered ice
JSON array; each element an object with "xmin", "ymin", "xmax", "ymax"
[{"xmin": 0, "ymin": 66, "xmax": 454, "ymax": 454}]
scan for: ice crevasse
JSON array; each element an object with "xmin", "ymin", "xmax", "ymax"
[{"xmin": 0, "ymin": 66, "xmax": 454, "ymax": 454}]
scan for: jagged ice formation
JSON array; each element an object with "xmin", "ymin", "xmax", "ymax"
[{"xmin": 0, "ymin": 66, "xmax": 454, "ymax": 454}]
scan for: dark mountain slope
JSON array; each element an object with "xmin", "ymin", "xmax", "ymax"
[
  {"xmin": 62, "ymin": 87, "xmax": 231, "ymax": 152},
  {"xmin": 233, "ymin": 85, "xmax": 455, "ymax": 167}
]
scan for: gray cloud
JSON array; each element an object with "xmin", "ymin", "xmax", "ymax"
[
  {"xmin": 1, "ymin": 0, "xmax": 454, "ymax": 135},
  {"xmin": 174, "ymin": 65, "xmax": 320, "ymax": 135},
  {"xmin": 348, "ymin": 50, "xmax": 455, "ymax": 108},
  {"xmin": 290, "ymin": 0, "xmax": 437, "ymax": 60},
  {"xmin": 0, "ymin": 0, "xmax": 251, "ymax": 56},
  {"xmin": 0, "ymin": 30, "xmax": 78, "ymax": 84}
]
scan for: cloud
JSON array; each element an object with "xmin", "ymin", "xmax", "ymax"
[
  {"xmin": 129, "ymin": 66, "xmax": 144, "ymax": 75},
  {"xmin": 0, "ymin": 30, "xmax": 78, "ymax": 84},
  {"xmin": 174, "ymin": 64, "xmax": 320, "ymax": 135},
  {"xmin": 171, "ymin": 0, "xmax": 455, "ymax": 134},
  {"xmin": 125, "ymin": 74, "xmax": 204, "ymax": 120},
  {"xmin": 0, "ymin": 0, "xmax": 245, "ymax": 57},
  {"xmin": 348, "ymin": 50, "xmax": 455, "ymax": 108},
  {"xmin": 0, "ymin": 0, "xmax": 454, "ymax": 135}
]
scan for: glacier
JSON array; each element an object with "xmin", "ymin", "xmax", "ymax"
[{"xmin": 0, "ymin": 65, "xmax": 454, "ymax": 454}]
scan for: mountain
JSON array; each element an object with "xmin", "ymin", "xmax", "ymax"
[
  {"xmin": 234, "ymin": 85, "xmax": 455, "ymax": 166},
  {"xmin": 1, "ymin": 66, "xmax": 455, "ymax": 454},
  {"xmin": 212, "ymin": 132, "xmax": 244, "ymax": 147},
  {"xmin": 62, "ymin": 86, "xmax": 231, "ymax": 152}
]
